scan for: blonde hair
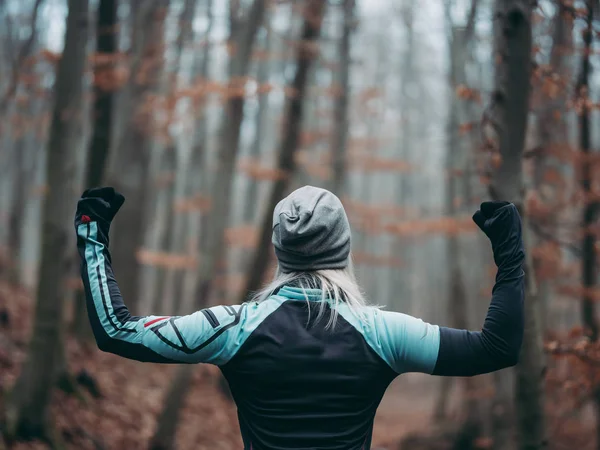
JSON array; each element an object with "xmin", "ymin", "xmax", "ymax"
[{"xmin": 250, "ymin": 255, "xmax": 379, "ymax": 329}]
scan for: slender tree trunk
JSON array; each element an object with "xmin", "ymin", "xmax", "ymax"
[
  {"xmin": 391, "ymin": 0, "xmax": 415, "ymax": 312},
  {"xmin": 148, "ymin": 365, "xmax": 196, "ymax": 450},
  {"xmin": 149, "ymin": 3, "xmax": 267, "ymax": 448},
  {"xmin": 85, "ymin": 0, "xmax": 118, "ymax": 187},
  {"xmin": 7, "ymin": 136, "xmax": 27, "ymax": 285},
  {"xmin": 163, "ymin": 0, "xmax": 214, "ymax": 316},
  {"xmin": 241, "ymin": 0, "xmax": 327, "ymax": 298},
  {"xmin": 148, "ymin": 0, "xmax": 197, "ymax": 314},
  {"xmin": 533, "ymin": 1, "xmax": 574, "ymax": 333},
  {"xmin": 107, "ymin": 1, "xmax": 168, "ymax": 315},
  {"xmin": 435, "ymin": 21, "xmax": 480, "ymax": 429},
  {"xmin": 243, "ymin": 25, "xmax": 272, "ymax": 224},
  {"xmin": 329, "ymin": 0, "xmax": 354, "ymax": 196},
  {"xmin": 577, "ymin": 3, "xmax": 600, "ymax": 448},
  {"xmin": 0, "ymin": 0, "xmax": 43, "ymax": 116},
  {"xmin": 5, "ymin": 0, "xmax": 89, "ymax": 441},
  {"xmin": 488, "ymin": 1, "xmax": 545, "ymax": 449},
  {"xmin": 73, "ymin": 0, "xmax": 118, "ymax": 341}
]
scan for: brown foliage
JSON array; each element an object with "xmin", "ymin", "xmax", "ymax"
[
  {"xmin": 136, "ymin": 249, "xmax": 197, "ymax": 270},
  {"xmin": 224, "ymin": 225, "xmax": 259, "ymax": 249},
  {"xmin": 342, "ymin": 198, "xmax": 419, "ymax": 221},
  {"xmin": 237, "ymin": 158, "xmax": 289, "ymax": 181},
  {"xmin": 383, "ymin": 216, "xmax": 476, "ymax": 237},
  {"xmin": 172, "ymin": 194, "xmax": 212, "ymax": 213},
  {"xmin": 350, "ymin": 155, "xmax": 414, "ymax": 173},
  {"xmin": 455, "ymin": 84, "xmax": 482, "ymax": 104},
  {"xmin": 352, "ymin": 252, "xmax": 403, "ymax": 267}
]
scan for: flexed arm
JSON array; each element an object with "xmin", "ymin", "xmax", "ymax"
[
  {"xmin": 371, "ymin": 202, "xmax": 524, "ymax": 376},
  {"xmin": 432, "ymin": 201, "xmax": 525, "ymax": 376},
  {"xmin": 74, "ymin": 187, "xmax": 246, "ymax": 364}
]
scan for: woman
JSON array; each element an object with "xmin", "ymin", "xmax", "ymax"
[{"xmin": 74, "ymin": 186, "xmax": 524, "ymax": 450}]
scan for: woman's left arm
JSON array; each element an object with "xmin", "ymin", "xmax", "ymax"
[{"xmin": 75, "ymin": 187, "xmax": 244, "ymax": 364}]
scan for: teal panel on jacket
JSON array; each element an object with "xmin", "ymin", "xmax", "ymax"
[{"xmin": 335, "ymin": 303, "xmax": 440, "ymax": 374}]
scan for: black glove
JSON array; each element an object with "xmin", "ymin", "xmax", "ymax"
[
  {"xmin": 472, "ymin": 201, "xmax": 524, "ymax": 268},
  {"xmin": 74, "ymin": 187, "xmax": 125, "ymax": 241}
]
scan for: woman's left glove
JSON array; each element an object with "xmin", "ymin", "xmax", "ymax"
[{"xmin": 74, "ymin": 187, "xmax": 125, "ymax": 240}]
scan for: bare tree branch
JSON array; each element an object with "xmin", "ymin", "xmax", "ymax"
[
  {"xmin": 464, "ymin": 0, "xmax": 480, "ymax": 40},
  {"xmin": 0, "ymin": 0, "xmax": 44, "ymax": 114}
]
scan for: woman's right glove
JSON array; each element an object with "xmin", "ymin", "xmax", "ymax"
[{"xmin": 472, "ymin": 201, "xmax": 525, "ymax": 270}]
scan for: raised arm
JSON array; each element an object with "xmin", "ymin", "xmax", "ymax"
[
  {"xmin": 371, "ymin": 201, "xmax": 524, "ymax": 377},
  {"xmin": 74, "ymin": 187, "xmax": 246, "ymax": 364},
  {"xmin": 431, "ymin": 201, "xmax": 525, "ymax": 376}
]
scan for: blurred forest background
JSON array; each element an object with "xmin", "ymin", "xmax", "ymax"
[{"xmin": 0, "ymin": 0, "xmax": 599, "ymax": 449}]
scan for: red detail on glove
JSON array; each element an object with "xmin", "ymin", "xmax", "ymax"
[{"xmin": 81, "ymin": 215, "xmax": 92, "ymax": 224}]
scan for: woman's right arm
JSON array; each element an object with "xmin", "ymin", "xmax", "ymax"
[
  {"xmin": 374, "ymin": 202, "xmax": 525, "ymax": 376},
  {"xmin": 432, "ymin": 202, "xmax": 524, "ymax": 376}
]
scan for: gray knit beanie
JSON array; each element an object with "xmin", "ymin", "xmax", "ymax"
[{"xmin": 272, "ymin": 185, "xmax": 351, "ymax": 273}]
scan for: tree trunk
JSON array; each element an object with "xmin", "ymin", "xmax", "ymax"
[
  {"xmin": 148, "ymin": 365, "xmax": 196, "ymax": 450},
  {"xmin": 0, "ymin": 0, "xmax": 43, "ymax": 116},
  {"xmin": 329, "ymin": 0, "xmax": 354, "ymax": 196},
  {"xmin": 149, "ymin": 2, "xmax": 267, "ymax": 447},
  {"xmin": 162, "ymin": 0, "xmax": 215, "ymax": 317},
  {"xmin": 241, "ymin": 0, "xmax": 327, "ymax": 298},
  {"xmin": 107, "ymin": 1, "xmax": 168, "ymax": 315},
  {"xmin": 434, "ymin": 18, "xmax": 481, "ymax": 433},
  {"xmin": 85, "ymin": 0, "xmax": 118, "ymax": 188},
  {"xmin": 488, "ymin": 1, "xmax": 545, "ymax": 449},
  {"xmin": 73, "ymin": 0, "xmax": 119, "ymax": 341},
  {"xmin": 532, "ymin": 0, "xmax": 574, "ymax": 333},
  {"xmin": 243, "ymin": 24, "xmax": 272, "ymax": 224},
  {"xmin": 391, "ymin": 1, "xmax": 415, "ymax": 313},
  {"xmin": 577, "ymin": 3, "xmax": 600, "ymax": 448},
  {"xmin": 7, "ymin": 136, "xmax": 27, "ymax": 285},
  {"xmin": 5, "ymin": 0, "xmax": 89, "ymax": 441},
  {"xmin": 147, "ymin": 0, "xmax": 197, "ymax": 314}
]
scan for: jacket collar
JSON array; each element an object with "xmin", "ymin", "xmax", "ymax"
[{"xmin": 277, "ymin": 285, "xmax": 329, "ymax": 302}]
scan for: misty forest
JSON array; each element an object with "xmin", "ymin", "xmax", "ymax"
[{"xmin": 0, "ymin": 0, "xmax": 600, "ymax": 449}]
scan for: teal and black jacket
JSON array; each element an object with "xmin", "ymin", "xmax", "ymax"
[{"xmin": 75, "ymin": 193, "xmax": 524, "ymax": 450}]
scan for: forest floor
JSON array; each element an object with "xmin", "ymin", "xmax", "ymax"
[{"xmin": 0, "ymin": 282, "xmax": 437, "ymax": 450}]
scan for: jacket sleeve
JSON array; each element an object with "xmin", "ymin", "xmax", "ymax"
[{"xmin": 76, "ymin": 219, "xmax": 246, "ymax": 364}]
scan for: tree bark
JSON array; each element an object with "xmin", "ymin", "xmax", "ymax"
[
  {"xmin": 240, "ymin": 0, "xmax": 327, "ymax": 298},
  {"xmin": 329, "ymin": 0, "xmax": 354, "ymax": 196},
  {"xmin": 5, "ymin": 0, "xmax": 89, "ymax": 441},
  {"xmin": 532, "ymin": 0, "xmax": 574, "ymax": 333},
  {"xmin": 577, "ymin": 3, "xmax": 600, "ymax": 448},
  {"xmin": 85, "ymin": 0, "xmax": 118, "ymax": 187},
  {"xmin": 7, "ymin": 136, "xmax": 27, "ymax": 285},
  {"xmin": 488, "ymin": 1, "xmax": 545, "ymax": 449}
]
